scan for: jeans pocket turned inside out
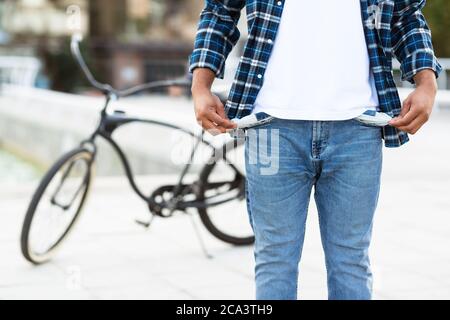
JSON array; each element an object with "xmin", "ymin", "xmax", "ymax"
[{"xmin": 229, "ymin": 113, "xmax": 276, "ymax": 139}]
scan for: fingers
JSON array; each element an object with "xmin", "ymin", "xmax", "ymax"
[
  {"xmin": 389, "ymin": 98, "xmax": 411, "ymax": 126},
  {"xmin": 400, "ymin": 97, "xmax": 412, "ymax": 118},
  {"xmin": 396, "ymin": 114, "xmax": 428, "ymax": 135},
  {"xmin": 208, "ymin": 112, "xmax": 236, "ymax": 129},
  {"xmin": 196, "ymin": 108, "xmax": 236, "ymax": 135},
  {"xmin": 389, "ymin": 105, "xmax": 421, "ymax": 127},
  {"xmin": 196, "ymin": 108, "xmax": 235, "ymax": 134},
  {"xmin": 212, "ymin": 96, "xmax": 237, "ymax": 129},
  {"xmin": 199, "ymin": 118, "xmax": 224, "ymax": 135},
  {"xmin": 388, "ymin": 86, "xmax": 435, "ymax": 134},
  {"xmin": 193, "ymin": 92, "xmax": 236, "ymax": 134},
  {"xmin": 213, "ymin": 95, "xmax": 227, "ymax": 119},
  {"xmin": 197, "ymin": 110, "xmax": 235, "ymax": 132}
]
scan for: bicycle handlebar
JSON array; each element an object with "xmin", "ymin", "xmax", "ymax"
[
  {"xmin": 70, "ymin": 34, "xmax": 192, "ymax": 98},
  {"xmin": 70, "ymin": 34, "xmax": 113, "ymax": 93}
]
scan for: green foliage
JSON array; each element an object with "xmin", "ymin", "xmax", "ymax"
[
  {"xmin": 42, "ymin": 38, "xmax": 97, "ymax": 93},
  {"xmin": 423, "ymin": 0, "xmax": 450, "ymax": 57}
]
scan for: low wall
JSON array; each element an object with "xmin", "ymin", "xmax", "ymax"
[{"xmin": 0, "ymin": 85, "xmax": 211, "ymax": 176}]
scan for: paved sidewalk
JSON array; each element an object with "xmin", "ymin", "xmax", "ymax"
[{"xmin": 1, "ymin": 112, "xmax": 450, "ymax": 300}]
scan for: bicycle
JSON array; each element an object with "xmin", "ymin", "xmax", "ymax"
[{"xmin": 20, "ymin": 34, "xmax": 253, "ymax": 265}]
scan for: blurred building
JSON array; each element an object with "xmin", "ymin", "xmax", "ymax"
[
  {"xmin": 1, "ymin": 0, "xmax": 88, "ymax": 37},
  {"xmin": 1, "ymin": 1, "xmax": 449, "ymax": 93},
  {"xmin": 0, "ymin": 0, "xmax": 205, "ymax": 92}
]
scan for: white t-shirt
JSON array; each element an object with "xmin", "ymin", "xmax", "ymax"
[{"xmin": 253, "ymin": 0, "xmax": 379, "ymax": 120}]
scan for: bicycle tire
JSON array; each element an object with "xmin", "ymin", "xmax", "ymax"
[
  {"xmin": 21, "ymin": 147, "xmax": 94, "ymax": 264},
  {"xmin": 196, "ymin": 145, "xmax": 254, "ymax": 246}
]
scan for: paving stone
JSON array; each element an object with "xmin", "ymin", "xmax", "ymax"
[{"xmin": 1, "ymin": 112, "xmax": 450, "ymax": 299}]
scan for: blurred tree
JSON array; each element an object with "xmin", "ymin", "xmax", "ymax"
[
  {"xmin": 37, "ymin": 36, "xmax": 95, "ymax": 92},
  {"xmin": 89, "ymin": 0, "xmax": 127, "ymax": 39},
  {"xmin": 423, "ymin": 0, "xmax": 450, "ymax": 57}
]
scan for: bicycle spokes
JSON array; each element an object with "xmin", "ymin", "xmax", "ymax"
[
  {"xmin": 28, "ymin": 155, "xmax": 91, "ymax": 256},
  {"xmin": 203, "ymin": 174, "xmax": 244, "ymax": 201},
  {"xmin": 50, "ymin": 160, "xmax": 90, "ymax": 210}
]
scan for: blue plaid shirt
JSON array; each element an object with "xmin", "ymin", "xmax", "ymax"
[{"xmin": 189, "ymin": 0, "xmax": 442, "ymax": 148}]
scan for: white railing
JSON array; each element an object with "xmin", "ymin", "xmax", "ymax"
[{"xmin": 0, "ymin": 56, "xmax": 41, "ymax": 87}]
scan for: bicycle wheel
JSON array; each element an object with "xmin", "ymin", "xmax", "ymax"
[
  {"xmin": 21, "ymin": 147, "xmax": 94, "ymax": 264},
  {"xmin": 197, "ymin": 142, "xmax": 254, "ymax": 246}
]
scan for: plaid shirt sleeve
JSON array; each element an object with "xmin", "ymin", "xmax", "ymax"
[
  {"xmin": 391, "ymin": 0, "xmax": 442, "ymax": 83},
  {"xmin": 189, "ymin": 0, "xmax": 245, "ymax": 79}
]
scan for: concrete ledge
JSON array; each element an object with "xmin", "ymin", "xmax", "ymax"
[{"xmin": 0, "ymin": 85, "xmax": 211, "ymax": 176}]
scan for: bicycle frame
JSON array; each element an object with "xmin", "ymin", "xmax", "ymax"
[
  {"xmin": 19, "ymin": 35, "xmax": 252, "ymax": 267},
  {"xmin": 70, "ymin": 34, "xmax": 244, "ymax": 217},
  {"xmin": 84, "ymin": 98, "xmax": 214, "ymax": 205},
  {"xmin": 80, "ymin": 96, "xmax": 246, "ymax": 217}
]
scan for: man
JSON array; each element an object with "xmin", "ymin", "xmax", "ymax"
[{"xmin": 189, "ymin": 0, "xmax": 441, "ymax": 300}]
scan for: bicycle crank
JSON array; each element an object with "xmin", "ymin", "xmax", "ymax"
[{"xmin": 148, "ymin": 184, "xmax": 197, "ymax": 218}]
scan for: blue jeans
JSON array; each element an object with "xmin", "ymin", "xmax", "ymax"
[{"xmin": 245, "ymin": 118, "xmax": 383, "ymax": 300}]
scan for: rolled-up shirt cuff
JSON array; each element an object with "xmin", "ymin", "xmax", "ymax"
[
  {"xmin": 189, "ymin": 49, "xmax": 226, "ymax": 79},
  {"xmin": 401, "ymin": 50, "xmax": 443, "ymax": 84}
]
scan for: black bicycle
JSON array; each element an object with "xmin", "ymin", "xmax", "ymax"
[{"xmin": 20, "ymin": 34, "xmax": 253, "ymax": 265}]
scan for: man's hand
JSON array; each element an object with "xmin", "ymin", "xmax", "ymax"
[
  {"xmin": 193, "ymin": 89, "xmax": 236, "ymax": 135},
  {"xmin": 191, "ymin": 68, "xmax": 236, "ymax": 135},
  {"xmin": 389, "ymin": 69, "xmax": 437, "ymax": 135}
]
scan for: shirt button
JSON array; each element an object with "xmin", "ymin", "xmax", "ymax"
[
  {"xmin": 267, "ymin": 39, "xmax": 273, "ymax": 44},
  {"xmin": 257, "ymin": 74, "xmax": 263, "ymax": 79},
  {"xmin": 277, "ymin": 1, "xmax": 282, "ymax": 6}
]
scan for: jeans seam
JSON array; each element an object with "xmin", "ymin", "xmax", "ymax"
[
  {"xmin": 245, "ymin": 179, "xmax": 254, "ymax": 231},
  {"xmin": 321, "ymin": 122, "xmax": 330, "ymax": 155},
  {"xmin": 315, "ymin": 191, "xmax": 331, "ymax": 282},
  {"xmin": 296, "ymin": 183, "xmax": 312, "ymax": 297}
]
